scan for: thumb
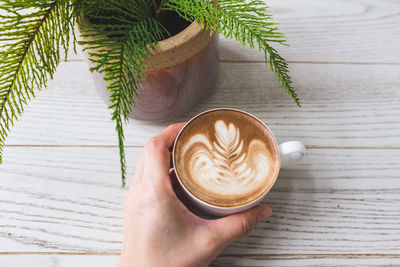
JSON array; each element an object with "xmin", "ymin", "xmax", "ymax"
[{"xmin": 208, "ymin": 205, "xmax": 272, "ymax": 247}]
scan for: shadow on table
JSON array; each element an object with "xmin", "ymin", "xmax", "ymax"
[
  {"xmin": 209, "ymin": 152, "xmax": 315, "ymax": 265},
  {"xmin": 129, "ymin": 43, "xmax": 303, "ymax": 130},
  {"xmin": 147, "ymin": 45, "xmax": 311, "ymax": 265}
]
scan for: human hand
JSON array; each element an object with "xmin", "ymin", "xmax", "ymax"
[{"xmin": 119, "ymin": 123, "xmax": 272, "ymax": 267}]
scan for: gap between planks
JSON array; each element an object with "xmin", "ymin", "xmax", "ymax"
[
  {"xmin": 65, "ymin": 58, "xmax": 400, "ymax": 65},
  {"xmin": 0, "ymin": 252, "xmax": 400, "ymax": 259},
  {"xmin": 4, "ymin": 144, "xmax": 400, "ymax": 150},
  {"xmin": 220, "ymin": 60, "xmax": 400, "ymax": 65}
]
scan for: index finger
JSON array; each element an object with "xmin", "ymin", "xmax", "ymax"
[
  {"xmin": 143, "ymin": 122, "xmax": 187, "ymax": 180},
  {"xmin": 157, "ymin": 122, "xmax": 187, "ymax": 150}
]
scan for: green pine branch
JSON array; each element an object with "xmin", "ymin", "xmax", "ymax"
[
  {"xmin": 0, "ymin": 0, "xmax": 74, "ymax": 163},
  {"xmin": 165, "ymin": 0, "xmax": 300, "ymax": 107},
  {"xmin": 0, "ymin": 0, "xmax": 299, "ymax": 186},
  {"xmin": 77, "ymin": 0, "xmax": 166, "ymax": 186}
]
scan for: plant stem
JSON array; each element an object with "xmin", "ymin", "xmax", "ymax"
[
  {"xmin": 0, "ymin": 2, "xmax": 56, "ymax": 116},
  {"xmin": 139, "ymin": 0, "xmax": 150, "ymax": 13},
  {"xmin": 153, "ymin": 1, "xmax": 158, "ymax": 13},
  {"xmin": 153, "ymin": 1, "xmax": 160, "ymax": 20}
]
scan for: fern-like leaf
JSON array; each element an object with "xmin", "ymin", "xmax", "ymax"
[
  {"xmin": 165, "ymin": 0, "xmax": 300, "ymax": 106},
  {"xmin": 0, "ymin": 0, "xmax": 74, "ymax": 163},
  {"xmin": 77, "ymin": 0, "xmax": 166, "ymax": 186}
]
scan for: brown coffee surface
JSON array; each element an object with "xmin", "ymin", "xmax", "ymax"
[{"xmin": 174, "ymin": 109, "xmax": 280, "ymax": 207}]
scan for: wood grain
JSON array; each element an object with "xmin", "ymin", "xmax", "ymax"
[
  {"xmin": 2, "ymin": 254, "xmax": 400, "ymax": 267},
  {"xmin": 1, "ymin": 147, "xmax": 399, "ymax": 255},
  {"xmin": 2, "ymin": 0, "xmax": 400, "ymax": 265},
  {"xmin": 211, "ymin": 254, "xmax": 400, "ymax": 266},
  {"xmin": 219, "ymin": 0, "xmax": 400, "ymax": 64},
  {"xmin": 67, "ymin": 0, "xmax": 400, "ymax": 64},
  {"xmin": 0, "ymin": 255, "xmax": 118, "ymax": 267},
  {"xmin": 4, "ymin": 61, "xmax": 400, "ymax": 147}
]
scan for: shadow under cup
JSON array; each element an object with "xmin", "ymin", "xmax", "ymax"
[{"xmin": 172, "ymin": 108, "xmax": 281, "ymax": 216}]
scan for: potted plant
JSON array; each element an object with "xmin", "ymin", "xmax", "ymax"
[{"xmin": 0, "ymin": 0, "xmax": 300, "ymax": 186}]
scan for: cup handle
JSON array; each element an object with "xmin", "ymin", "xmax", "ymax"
[{"xmin": 279, "ymin": 141, "xmax": 305, "ymax": 169}]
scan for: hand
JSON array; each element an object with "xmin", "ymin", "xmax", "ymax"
[{"xmin": 119, "ymin": 123, "xmax": 272, "ymax": 267}]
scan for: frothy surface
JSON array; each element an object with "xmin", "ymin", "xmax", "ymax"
[{"xmin": 174, "ymin": 109, "xmax": 280, "ymax": 207}]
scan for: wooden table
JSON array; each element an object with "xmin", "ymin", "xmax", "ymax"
[{"xmin": 1, "ymin": 0, "xmax": 399, "ymax": 266}]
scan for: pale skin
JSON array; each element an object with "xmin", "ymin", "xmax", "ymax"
[{"xmin": 119, "ymin": 123, "xmax": 272, "ymax": 267}]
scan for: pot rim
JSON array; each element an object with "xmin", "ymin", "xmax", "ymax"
[
  {"xmin": 152, "ymin": 20, "xmax": 200, "ymax": 54},
  {"xmin": 77, "ymin": 18, "xmax": 214, "ymax": 73},
  {"xmin": 144, "ymin": 20, "xmax": 214, "ymax": 72}
]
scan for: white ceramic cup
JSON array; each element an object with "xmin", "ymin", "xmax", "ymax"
[{"xmin": 172, "ymin": 108, "xmax": 305, "ymax": 216}]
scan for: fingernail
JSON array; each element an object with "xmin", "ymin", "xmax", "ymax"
[{"xmin": 258, "ymin": 207, "xmax": 271, "ymax": 222}]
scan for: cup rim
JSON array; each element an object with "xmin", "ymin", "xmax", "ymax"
[{"xmin": 172, "ymin": 108, "xmax": 281, "ymax": 211}]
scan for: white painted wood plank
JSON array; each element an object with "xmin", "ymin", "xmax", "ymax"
[
  {"xmin": 1, "ymin": 1, "xmax": 399, "ymax": 265},
  {"xmin": 0, "ymin": 255, "xmax": 119, "ymax": 267},
  {"xmin": 212, "ymin": 255, "xmax": 400, "ymax": 266},
  {"xmin": 67, "ymin": 0, "xmax": 400, "ymax": 63},
  {"xmin": 219, "ymin": 0, "xmax": 400, "ymax": 63},
  {"xmin": 1, "ymin": 147, "xmax": 399, "ymax": 254},
  {"xmin": 1, "ymin": 254, "xmax": 400, "ymax": 267},
  {"xmin": 5, "ymin": 61, "xmax": 400, "ymax": 147}
]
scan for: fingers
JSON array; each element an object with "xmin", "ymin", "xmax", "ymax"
[
  {"xmin": 132, "ymin": 151, "xmax": 145, "ymax": 183},
  {"xmin": 143, "ymin": 123, "xmax": 186, "ymax": 181},
  {"xmin": 207, "ymin": 205, "xmax": 271, "ymax": 248},
  {"xmin": 157, "ymin": 122, "xmax": 187, "ymax": 151},
  {"xmin": 130, "ymin": 123, "xmax": 186, "ymax": 187}
]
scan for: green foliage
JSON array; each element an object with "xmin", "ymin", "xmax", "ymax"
[
  {"xmin": 0, "ymin": 0, "xmax": 299, "ymax": 186},
  {"xmin": 165, "ymin": 0, "xmax": 300, "ymax": 106},
  {"xmin": 0, "ymin": 0, "xmax": 74, "ymax": 163},
  {"xmin": 77, "ymin": 0, "xmax": 166, "ymax": 186}
]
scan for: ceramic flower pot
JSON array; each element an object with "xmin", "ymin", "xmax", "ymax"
[{"xmin": 77, "ymin": 21, "xmax": 219, "ymax": 121}]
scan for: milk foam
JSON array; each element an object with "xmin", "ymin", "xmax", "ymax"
[{"xmin": 181, "ymin": 120, "xmax": 274, "ymax": 197}]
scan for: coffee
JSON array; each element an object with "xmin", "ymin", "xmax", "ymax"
[{"xmin": 173, "ymin": 109, "xmax": 280, "ymax": 207}]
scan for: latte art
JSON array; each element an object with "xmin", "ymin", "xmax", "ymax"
[
  {"xmin": 182, "ymin": 121, "xmax": 273, "ymax": 197},
  {"xmin": 174, "ymin": 109, "xmax": 279, "ymax": 207}
]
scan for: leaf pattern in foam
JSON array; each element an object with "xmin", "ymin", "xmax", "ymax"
[{"xmin": 183, "ymin": 120, "xmax": 274, "ymax": 196}]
